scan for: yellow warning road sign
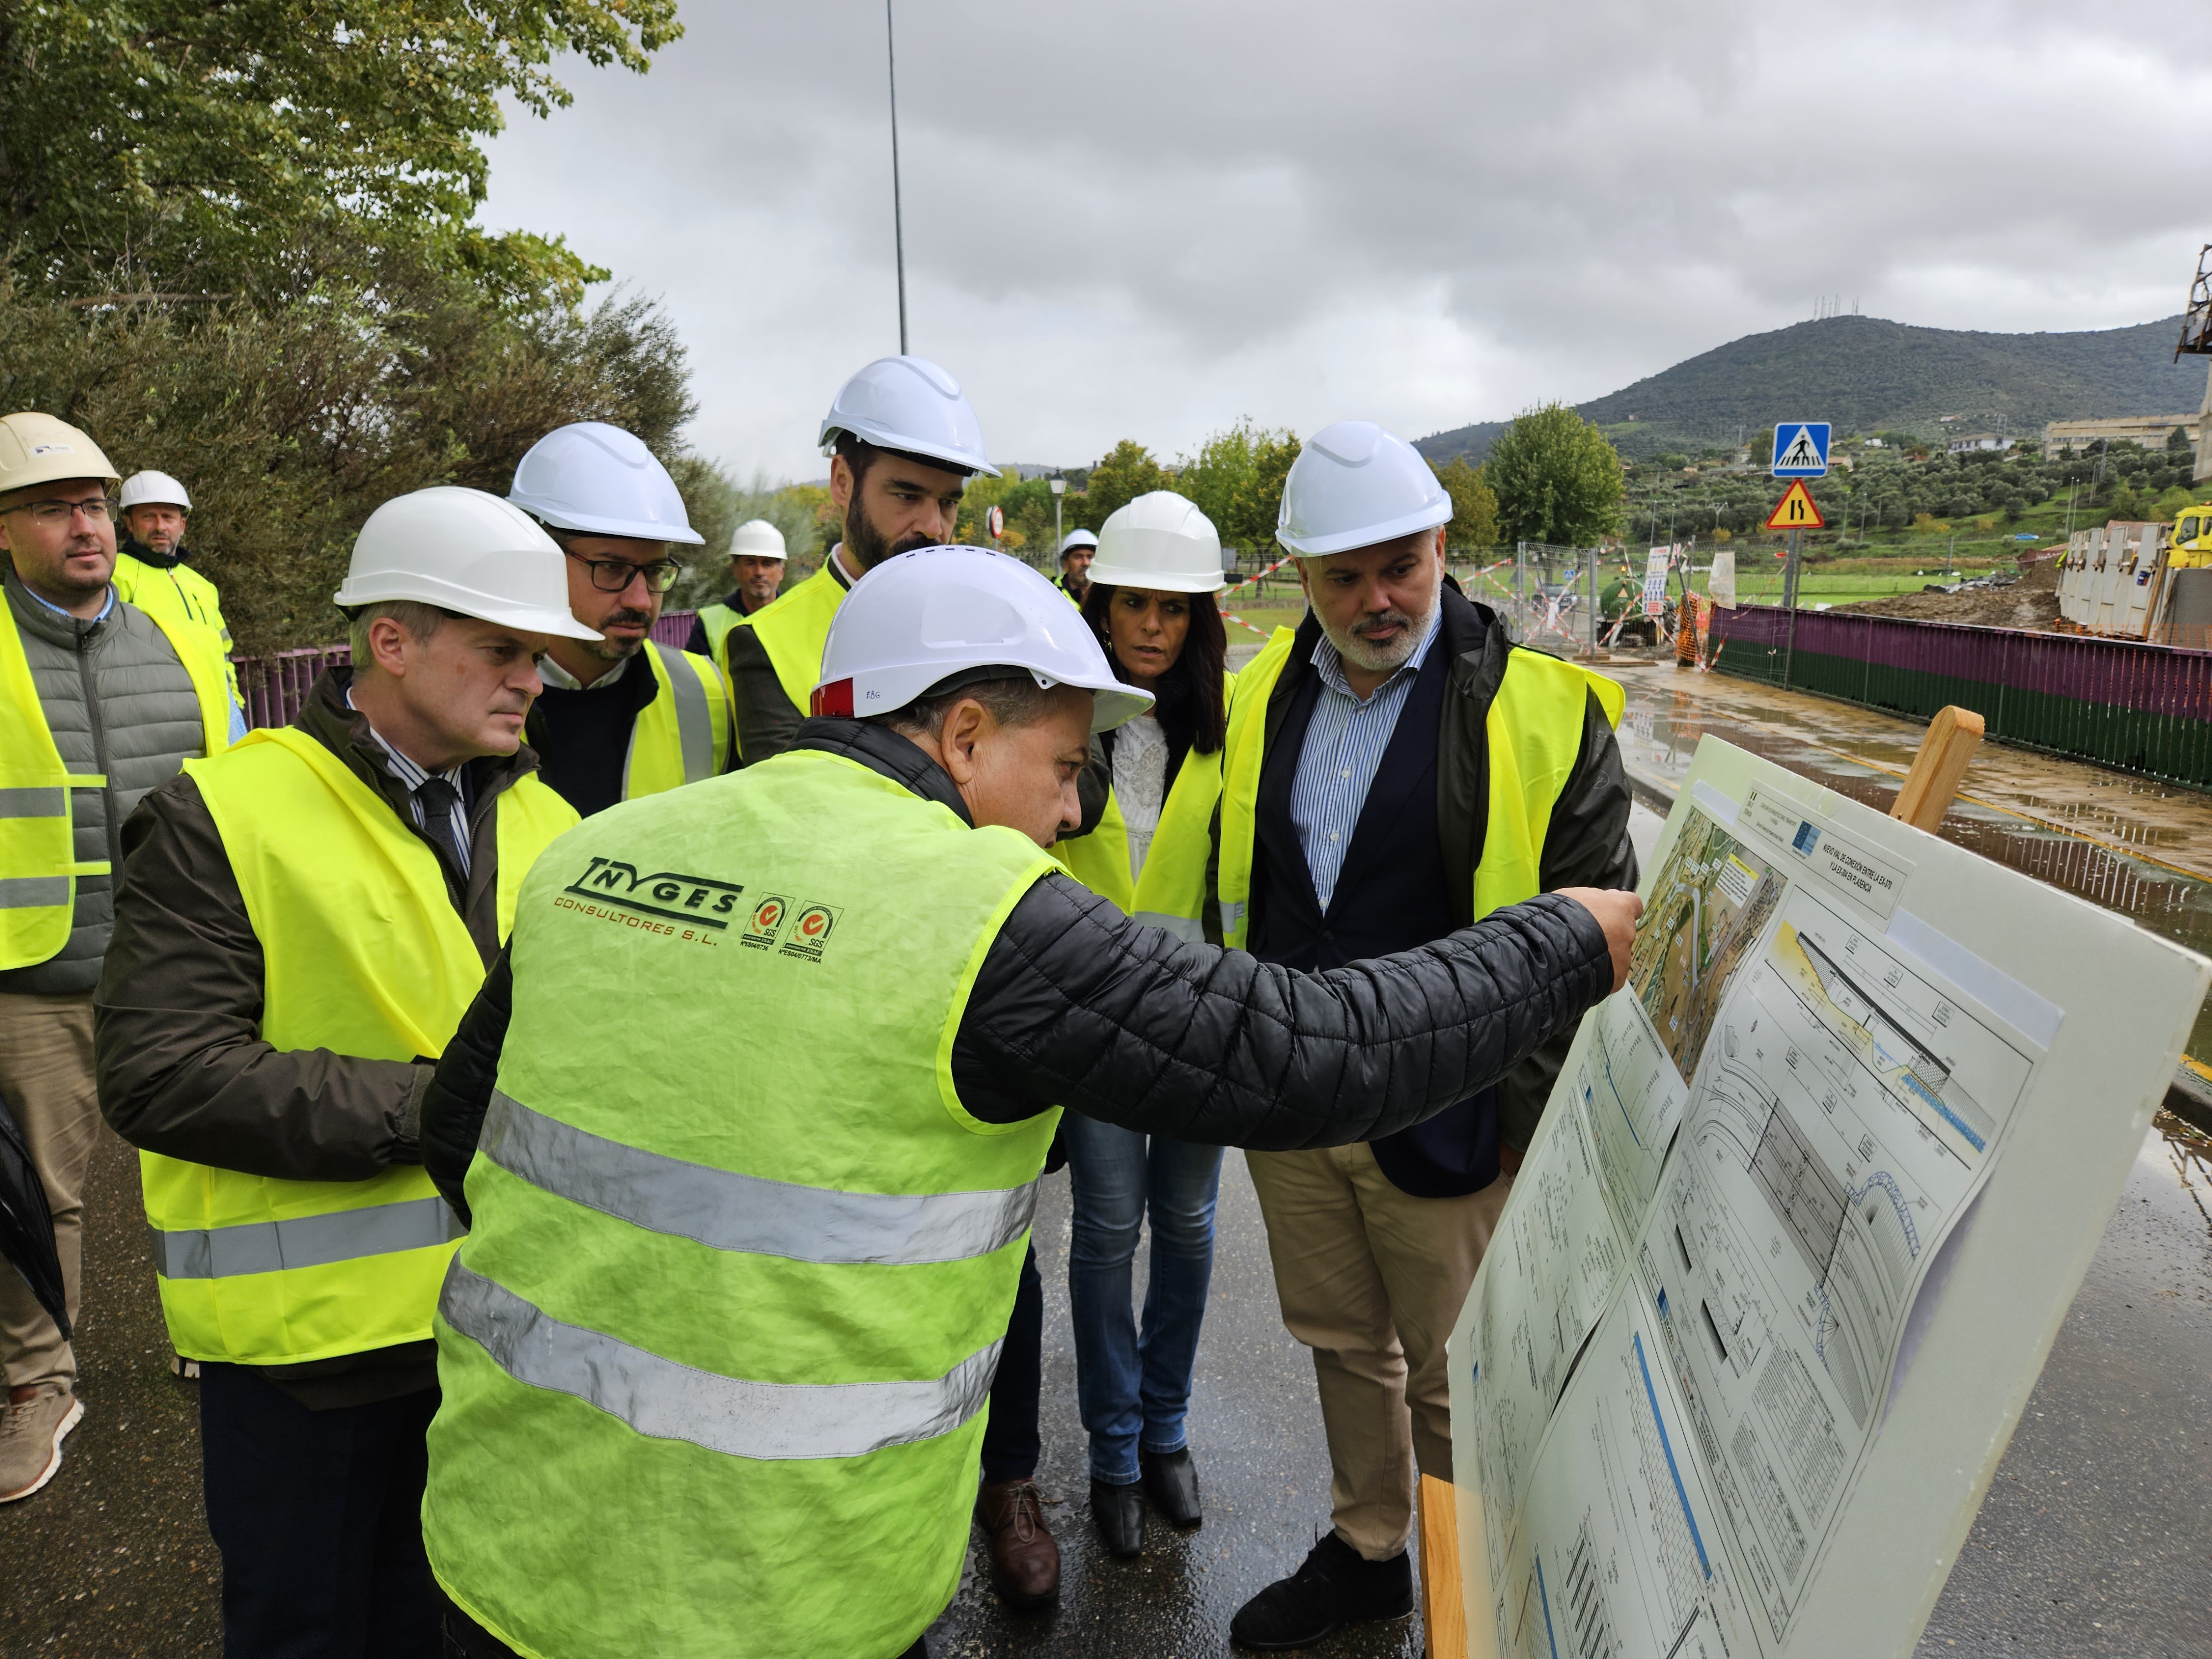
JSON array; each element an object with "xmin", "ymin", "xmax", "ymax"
[{"xmin": 1765, "ymin": 481, "xmax": 1824, "ymax": 530}]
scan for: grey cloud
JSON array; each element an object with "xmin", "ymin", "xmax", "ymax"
[{"xmin": 480, "ymin": 1, "xmax": 2209, "ymax": 477}]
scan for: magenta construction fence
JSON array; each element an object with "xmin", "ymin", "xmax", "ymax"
[
  {"xmin": 230, "ymin": 611, "xmax": 701, "ymax": 731},
  {"xmin": 1708, "ymin": 605, "xmax": 2212, "ymax": 790}
]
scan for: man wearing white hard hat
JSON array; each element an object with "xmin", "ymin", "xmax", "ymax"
[
  {"xmin": 1219, "ymin": 421, "xmax": 1638, "ymax": 1649},
  {"xmin": 409, "ymin": 544, "xmax": 1641, "ymax": 1659},
  {"xmin": 112, "ymin": 468, "xmax": 242, "ymax": 705},
  {"xmin": 0, "ymin": 414, "xmax": 233, "ymax": 1507},
  {"xmin": 718, "ymin": 354, "xmax": 997, "ymax": 765},
  {"xmin": 507, "ymin": 421, "xmax": 729, "ymax": 817},
  {"xmin": 96, "ymin": 487, "xmax": 591, "ymax": 1656},
  {"xmin": 685, "ymin": 517, "xmax": 789, "ymax": 659},
  {"xmin": 1057, "ymin": 527, "xmax": 1098, "ymax": 603}
]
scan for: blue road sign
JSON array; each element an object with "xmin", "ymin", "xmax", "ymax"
[{"xmin": 1771, "ymin": 422, "xmax": 1830, "ymax": 477}]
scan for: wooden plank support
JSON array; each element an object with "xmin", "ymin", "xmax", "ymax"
[
  {"xmin": 1890, "ymin": 705, "xmax": 1984, "ymax": 831},
  {"xmin": 1419, "ymin": 1473, "xmax": 1468, "ymax": 1659}
]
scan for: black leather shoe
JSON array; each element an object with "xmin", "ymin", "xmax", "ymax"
[
  {"xmin": 1140, "ymin": 1447, "xmax": 1202, "ymax": 1527},
  {"xmin": 1229, "ymin": 1532, "xmax": 1413, "ymax": 1650},
  {"xmin": 1089, "ymin": 1477, "xmax": 1144, "ymax": 1557}
]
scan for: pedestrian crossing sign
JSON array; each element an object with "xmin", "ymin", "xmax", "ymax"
[
  {"xmin": 1765, "ymin": 480, "xmax": 1824, "ymax": 530},
  {"xmin": 1771, "ymin": 421, "xmax": 1830, "ymax": 477}
]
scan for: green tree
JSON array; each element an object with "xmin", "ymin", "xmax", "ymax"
[
  {"xmin": 1081, "ymin": 440, "xmax": 1169, "ymax": 528},
  {"xmin": 1174, "ymin": 420, "xmax": 1300, "ymax": 558},
  {"xmin": 1485, "ymin": 404, "xmax": 1625, "ymax": 547},
  {"xmin": 0, "ymin": 1, "xmax": 682, "ymax": 306},
  {"xmin": 1430, "ymin": 456, "xmax": 1500, "ymax": 553}
]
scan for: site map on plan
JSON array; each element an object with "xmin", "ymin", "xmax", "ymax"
[{"xmin": 1628, "ymin": 810, "xmax": 1786, "ymax": 1078}]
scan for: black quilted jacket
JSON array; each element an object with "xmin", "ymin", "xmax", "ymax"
[{"xmin": 420, "ymin": 719, "xmax": 1613, "ymax": 1220}]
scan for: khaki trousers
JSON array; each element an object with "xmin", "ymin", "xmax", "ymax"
[
  {"xmin": 0, "ymin": 990, "xmax": 100, "ymax": 1396},
  {"xmin": 1245, "ymin": 1143, "xmax": 1511, "ymax": 1560}
]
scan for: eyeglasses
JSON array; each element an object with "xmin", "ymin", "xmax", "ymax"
[
  {"xmin": 8, "ymin": 497, "xmax": 114, "ymax": 526},
  {"xmin": 564, "ymin": 550, "xmax": 682, "ymax": 593}
]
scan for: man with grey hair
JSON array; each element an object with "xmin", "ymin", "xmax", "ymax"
[{"xmin": 1215, "ymin": 421, "xmax": 1637, "ymax": 1649}]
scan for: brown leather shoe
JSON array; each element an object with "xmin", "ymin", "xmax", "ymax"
[{"xmin": 973, "ymin": 1478, "xmax": 1060, "ymax": 1609}]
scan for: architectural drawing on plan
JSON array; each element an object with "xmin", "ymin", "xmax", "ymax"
[{"xmin": 1628, "ymin": 810, "xmax": 1786, "ymax": 1080}]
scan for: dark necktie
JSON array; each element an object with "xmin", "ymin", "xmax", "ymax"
[{"xmin": 414, "ymin": 775, "xmax": 468, "ymax": 875}]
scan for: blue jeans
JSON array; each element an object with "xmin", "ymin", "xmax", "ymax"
[{"xmin": 1061, "ymin": 1114, "xmax": 1223, "ymax": 1485}]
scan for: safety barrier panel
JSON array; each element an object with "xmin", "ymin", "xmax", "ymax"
[
  {"xmin": 229, "ymin": 612, "xmax": 701, "ymax": 731},
  {"xmin": 1709, "ymin": 606, "xmax": 2212, "ymax": 790}
]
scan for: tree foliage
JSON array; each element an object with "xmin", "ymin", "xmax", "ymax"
[
  {"xmin": 1430, "ymin": 456, "xmax": 1500, "ymax": 552},
  {"xmin": 1176, "ymin": 420, "xmax": 1301, "ymax": 556},
  {"xmin": 0, "ymin": 1, "xmax": 681, "ymax": 306},
  {"xmin": 1486, "ymin": 404, "xmax": 1625, "ymax": 547},
  {"xmin": 1082, "ymin": 440, "xmax": 1170, "ymax": 528}
]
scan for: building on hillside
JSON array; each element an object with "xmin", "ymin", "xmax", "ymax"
[
  {"xmin": 1945, "ymin": 432, "xmax": 2015, "ymax": 454},
  {"xmin": 2041, "ymin": 414, "xmax": 2199, "ymax": 458}
]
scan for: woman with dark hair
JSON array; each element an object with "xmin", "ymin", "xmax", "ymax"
[{"xmin": 1052, "ymin": 491, "xmax": 1234, "ymax": 1558}]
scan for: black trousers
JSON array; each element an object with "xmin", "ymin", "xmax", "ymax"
[
  {"xmin": 199, "ymin": 1362, "xmax": 441, "ymax": 1659},
  {"xmin": 979, "ymin": 1239, "xmax": 1044, "ymax": 1485}
]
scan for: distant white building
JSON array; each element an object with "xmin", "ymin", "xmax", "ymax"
[
  {"xmin": 2042, "ymin": 415, "xmax": 2199, "ymax": 458},
  {"xmin": 1945, "ymin": 432, "xmax": 2015, "ymax": 455}
]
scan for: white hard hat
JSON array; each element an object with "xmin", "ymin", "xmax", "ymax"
[
  {"xmin": 1276, "ymin": 420, "xmax": 1451, "ymax": 557},
  {"xmin": 0, "ymin": 413, "xmax": 118, "ymax": 494},
  {"xmin": 814, "ymin": 545, "xmax": 1151, "ymax": 733},
  {"xmin": 818, "ymin": 355, "xmax": 999, "ymax": 478},
  {"xmin": 1059, "ymin": 529, "xmax": 1099, "ymax": 556},
  {"xmin": 119, "ymin": 470, "xmax": 191, "ymax": 512},
  {"xmin": 507, "ymin": 421, "xmax": 705, "ymax": 545},
  {"xmin": 335, "ymin": 487, "xmax": 603, "ymax": 641},
  {"xmin": 731, "ymin": 519, "xmax": 787, "ymax": 561},
  {"xmin": 1087, "ymin": 492, "xmax": 1225, "ymax": 594}
]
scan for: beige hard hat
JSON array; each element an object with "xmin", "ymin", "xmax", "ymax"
[{"xmin": 0, "ymin": 413, "xmax": 120, "ymax": 497}]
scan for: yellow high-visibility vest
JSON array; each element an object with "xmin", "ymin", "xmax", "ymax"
[
  {"xmin": 0, "ymin": 597, "xmax": 232, "ymax": 971},
  {"xmin": 142, "ymin": 727, "xmax": 578, "ymax": 1364},
  {"xmin": 111, "ymin": 551, "xmax": 241, "ymax": 704},
  {"xmin": 1217, "ymin": 628, "xmax": 1623, "ymax": 948},
  {"xmin": 717, "ymin": 562, "xmax": 846, "ymax": 761},
  {"xmin": 622, "ymin": 643, "xmax": 729, "ymax": 797}
]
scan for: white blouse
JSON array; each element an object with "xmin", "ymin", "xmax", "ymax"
[{"xmin": 1111, "ymin": 713, "xmax": 1169, "ymax": 881}]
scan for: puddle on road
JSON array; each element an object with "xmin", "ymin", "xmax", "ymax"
[
  {"xmin": 2150, "ymin": 1112, "xmax": 2212, "ymax": 1241},
  {"xmin": 1618, "ymin": 677, "xmax": 2212, "ymax": 1062}
]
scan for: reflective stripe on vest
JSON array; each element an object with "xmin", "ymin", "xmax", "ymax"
[
  {"xmin": 151, "ymin": 1195, "xmax": 465, "ymax": 1279},
  {"xmin": 622, "ymin": 643, "xmax": 727, "ymax": 798},
  {"xmin": 423, "ymin": 748, "xmax": 1060, "ymax": 1659},
  {"xmin": 441, "ymin": 1261, "xmax": 1002, "ymax": 1462},
  {"xmin": 720, "ymin": 562, "xmax": 846, "ymax": 748},
  {"xmin": 0, "ymin": 598, "xmax": 228, "ymax": 970},
  {"xmin": 1217, "ymin": 628, "xmax": 1621, "ymax": 946},
  {"xmin": 481, "ymin": 1089, "xmax": 1039, "ymax": 1266},
  {"xmin": 143, "ymin": 728, "xmax": 579, "ymax": 1364}
]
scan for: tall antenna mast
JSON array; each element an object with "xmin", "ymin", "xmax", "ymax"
[{"xmin": 886, "ymin": 0, "xmax": 909, "ymax": 354}]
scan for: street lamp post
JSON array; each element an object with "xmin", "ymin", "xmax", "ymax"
[{"xmin": 1049, "ymin": 474, "xmax": 1066, "ymax": 572}]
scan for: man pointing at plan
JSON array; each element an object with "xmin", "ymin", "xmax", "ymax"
[{"xmin": 411, "ymin": 545, "xmax": 1642, "ymax": 1659}]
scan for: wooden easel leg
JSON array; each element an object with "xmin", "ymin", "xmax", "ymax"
[
  {"xmin": 1890, "ymin": 705, "xmax": 1985, "ymax": 832},
  {"xmin": 1420, "ymin": 1474, "xmax": 1468, "ymax": 1659}
]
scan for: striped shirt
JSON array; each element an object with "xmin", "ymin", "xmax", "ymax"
[
  {"xmin": 1287, "ymin": 607, "xmax": 1443, "ymax": 912},
  {"xmin": 346, "ymin": 688, "xmax": 473, "ymax": 878}
]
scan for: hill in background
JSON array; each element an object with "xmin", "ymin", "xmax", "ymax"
[{"xmin": 1417, "ymin": 314, "xmax": 2205, "ymax": 463}]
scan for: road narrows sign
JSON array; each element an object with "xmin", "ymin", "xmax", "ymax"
[
  {"xmin": 1765, "ymin": 480, "xmax": 1825, "ymax": 530},
  {"xmin": 1772, "ymin": 421, "xmax": 1832, "ymax": 477}
]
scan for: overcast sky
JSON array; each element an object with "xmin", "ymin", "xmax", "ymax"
[{"xmin": 478, "ymin": 1, "xmax": 2209, "ymax": 481}]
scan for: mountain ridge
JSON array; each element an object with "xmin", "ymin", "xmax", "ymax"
[{"xmin": 1417, "ymin": 314, "xmax": 2205, "ymax": 463}]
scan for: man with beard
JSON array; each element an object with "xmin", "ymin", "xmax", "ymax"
[
  {"xmin": 509, "ymin": 423, "xmax": 729, "ymax": 816},
  {"xmin": 1217, "ymin": 421, "xmax": 1636, "ymax": 1651},
  {"xmin": 682, "ymin": 519, "xmax": 788, "ymax": 659},
  {"xmin": 718, "ymin": 355, "xmax": 994, "ymax": 765}
]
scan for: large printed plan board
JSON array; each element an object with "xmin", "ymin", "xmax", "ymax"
[{"xmin": 1449, "ymin": 736, "xmax": 2211, "ymax": 1659}]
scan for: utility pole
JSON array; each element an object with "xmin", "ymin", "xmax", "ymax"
[
  {"xmin": 885, "ymin": 0, "xmax": 908, "ymax": 354},
  {"xmin": 1781, "ymin": 526, "xmax": 1802, "ymax": 688}
]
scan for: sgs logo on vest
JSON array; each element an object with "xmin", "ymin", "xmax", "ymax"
[
  {"xmin": 560, "ymin": 858, "xmax": 744, "ymax": 931},
  {"xmin": 740, "ymin": 896, "xmax": 788, "ymax": 950},
  {"xmin": 776, "ymin": 902, "xmax": 842, "ymax": 963}
]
